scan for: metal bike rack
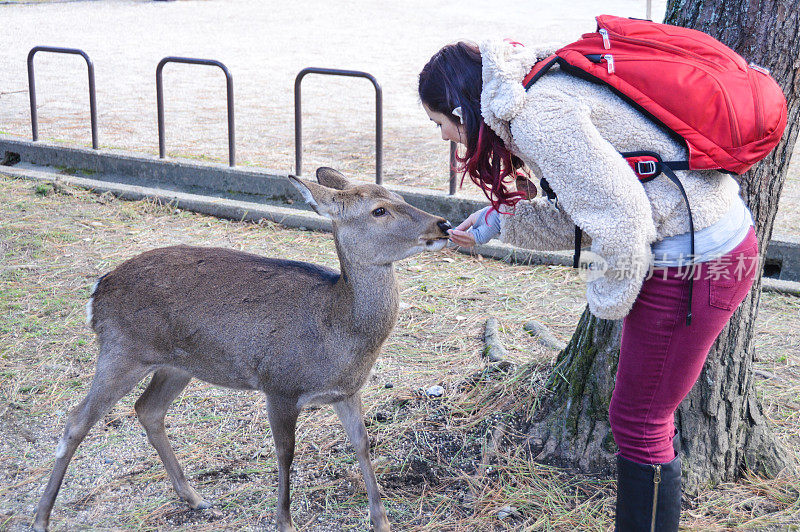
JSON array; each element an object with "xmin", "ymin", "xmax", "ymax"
[
  {"xmin": 449, "ymin": 141, "xmax": 458, "ymax": 195},
  {"xmin": 27, "ymin": 46, "xmax": 99, "ymax": 149},
  {"xmin": 156, "ymin": 57, "xmax": 236, "ymax": 167},
  {"xmin": 294, "ymin": 67, "xmax": 383, "ymax": 183}
]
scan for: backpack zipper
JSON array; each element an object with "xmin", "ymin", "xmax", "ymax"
[
  {"xmin": 594, "ymin": 25, "xmax": 730, "ymax": 73},
  {"xmin": 602, "ymin": 54, "xmax": 615, "ymax": 74},
  {"xmin": 599, "ymin": 28, "xmax": 611, "ymax": 49},
  {"xmin": 651, "ymin": 464, "xmax": 662, "ymax": 532}
]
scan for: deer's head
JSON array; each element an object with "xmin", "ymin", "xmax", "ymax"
[{"xmin": 289, "ymin": 168, "xmax": 451, "ymax": 265}]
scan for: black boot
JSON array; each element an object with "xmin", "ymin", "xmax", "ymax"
[{"xmin": 615, "ymin": 454, "xmax": 681, "ymax": 532}]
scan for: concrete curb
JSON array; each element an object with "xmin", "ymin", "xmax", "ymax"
[
  {"xmin": 4, "ymin": 164, "xmax": 798, "ymax": 297},
  {"xmin": 1, "ymin": 164, "xmax": 334, "ymax": 233},
  {"xmin": 759, "ymin": 278, "xmax": 800, "ymax": 296},
  {"xmin": 0, "ymin": 137, "xmax": 488, "ymax": 223}
]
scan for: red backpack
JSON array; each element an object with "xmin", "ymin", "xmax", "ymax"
[
  {"xmin": 524, "ymin": 14, "xmax": 787, "ymax": 175},
  {"xmin": 522, "ymin": 15, "xmax": 788, "ymax": 324}
]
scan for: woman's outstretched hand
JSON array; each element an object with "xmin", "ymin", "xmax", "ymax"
[
  {"xmin": 448, "ymin": 207, "xmax": 501, "ymax": 248},
  {"xmin": 448, "ymin": 209, "xmax": 479, "ymax": 247},
  {"xmin": 449, "ymin": 228, "xmax": 478, "ymax": 248}
]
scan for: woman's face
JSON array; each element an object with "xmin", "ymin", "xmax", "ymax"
[{"xmin": 423, "ymin": 104, "xmax": 464, "ymax": 145}]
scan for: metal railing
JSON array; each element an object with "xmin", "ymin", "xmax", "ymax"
[
  {"xmin": 294, "ymin": 67, "xmax": 383, "ymax": 183},
  {"xmin": 24, "ymin": 3, "xmax": 658, "ymax": 189},
  {"xmin": 156, "ymin": 57, "xmax": 236, "ymax": 167},
  {"xmin": 27, "ymin": 46, "xmax": 98, "ymax": 149},
  {"xmin": 449, "ymin": 141, "xmax": 458, "ymax": 195},
  {"xmin": 23, "ymin": 49, "xmax": 461, "ymax": 192}
]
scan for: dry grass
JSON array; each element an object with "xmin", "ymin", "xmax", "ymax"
[{"xmin": 1, "ymin": 174, "xmax": 798, "ymax": 531}]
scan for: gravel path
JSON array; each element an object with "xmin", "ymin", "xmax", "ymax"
[{"xmin": 0, "ymin": 0, "xmax": 797, "ymax": 236}]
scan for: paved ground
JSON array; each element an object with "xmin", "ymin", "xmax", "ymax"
[
  {"xmin": 0, "ymin": 0, "xmax": 667, "ymax": 183},
  {"xmin": 0, "ymin": 0, "xmax": 797, "ymax": 236}
]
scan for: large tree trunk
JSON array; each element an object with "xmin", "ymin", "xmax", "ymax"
[
  {"xmin": 528, "ymin": 0, "xmax": 800, "ymax": 491},
  {"xmin": 666, "ymin": 0, "xmax": 800, "ymax": 493}
]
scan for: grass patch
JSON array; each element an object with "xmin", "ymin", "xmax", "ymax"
[{"xmin": 54, "ymin": 165, "xmax": 98, "ymax": 177}]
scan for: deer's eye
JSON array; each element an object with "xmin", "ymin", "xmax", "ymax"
[{"xmin": 372, "ymin": 207, "xmax": 387, "ymax": 217}]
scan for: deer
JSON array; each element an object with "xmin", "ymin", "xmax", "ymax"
[{"xmin": 32, "ymin": 167, "xmax": 452, "ymax": 532}]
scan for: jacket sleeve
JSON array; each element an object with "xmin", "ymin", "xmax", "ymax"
[
  {"xmin": 499, "ymin": 198, "xmax": 592, "ymax": 251},
  {"xmin": 508, "ymin": 89, "xmax": 658, "ymax": 320}
]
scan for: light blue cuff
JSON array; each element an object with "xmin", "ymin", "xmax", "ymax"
[{"xmin": 468, "ymin": 207, "xmax": 501, "ymax": 245}]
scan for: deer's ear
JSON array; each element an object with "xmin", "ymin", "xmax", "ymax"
[
  {"xmin": 316, "ymin": 167, "xmax": 353, "ymax": 190},
  {"xmin": 288, "ymin": 175, "xmax": 340, "ymax": 218}
]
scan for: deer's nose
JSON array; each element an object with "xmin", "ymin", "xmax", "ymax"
[{"xmin": 437, "ymin": 220, "xmax": 453, "ymax": 234}]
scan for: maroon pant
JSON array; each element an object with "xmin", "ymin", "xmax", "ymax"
[{"xmin": 609, "ymin": 227, "xmax": 759, "ymax": 464}]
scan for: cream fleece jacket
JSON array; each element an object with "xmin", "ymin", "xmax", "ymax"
[{"xmin": 480, "ymin": 39, "xmax": 740, "ymax": 320}]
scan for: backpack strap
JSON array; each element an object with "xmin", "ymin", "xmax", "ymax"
[
  {"xmin": 573, "ymin": 226, "xmax": 583, "ymax": 269},
  {"xmin": 528, "ymin": 56, "xmax": 589, "ymax": 271},
  {"xmin": 620, "ymin": 151, "xmax": 695, "ymax": 325},
  {"xmin": 541, "ymin": 153, "xmax": 696, "ymax": 325},
  {"xmin": 658, "ymin": 163, "xmax": 695, "ymax": 326},
  {"xmin": 538, "ymin": 177, "xmax": 584, "ymax": 268},
  {"xmin": 523, "ymin": 55, "xmax": 563, "ymax": 89},
  {"xmin": 539, "ymin": 176, "xmax": 557, "ymax": 202}
]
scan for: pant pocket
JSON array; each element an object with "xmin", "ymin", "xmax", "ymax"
[{"xmin": 708, "ymin": 244, "xmax": 758, "ymax": 311}]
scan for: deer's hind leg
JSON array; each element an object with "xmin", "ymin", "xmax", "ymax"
[
  {"xmin": 134, "ymin": 367, "xmax": 210, "ymax": 509},
  {"xmin": 33, "ymin": 343, "xmax": 151, "ymax": 532}
]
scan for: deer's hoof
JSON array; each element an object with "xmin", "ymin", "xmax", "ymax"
[
  {"xmin": 372, "ymin": 516, "xmax": 391, "ymax": 532},
  {"xmin": 185, "ymin": 492, "xmax": 211, "ymax": 510},
  {"xmin": 193, "ymin": 498, "xmax": 212, "ymax": 510},
  {"xmin": 31, "ymin": 510, "xmax": 49, "ymax": 532}
]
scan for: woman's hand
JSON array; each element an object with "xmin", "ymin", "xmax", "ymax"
[
  {"xmin": 448, "ymin": 210, "xmax": 479, "ymax": 247},
  {"xmin": 448, "ymin": 207, "xmax": 501, "ymax": 248},
  {"xmin": 449, "ymin": 228, "xmax": 478, "ymax": 248}
]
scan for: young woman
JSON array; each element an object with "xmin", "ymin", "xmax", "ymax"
[{"xmin": 419, "ymin": 40, "xmax": 759, "ymax": 531}]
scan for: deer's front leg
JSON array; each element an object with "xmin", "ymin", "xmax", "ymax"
[
  {"xmin": 266, "ymin": 396, "xmax": 300, "ymax": 532},
  {"xmin": 333, "ymin": 393, "xmax": 390, "ymax": 532}
]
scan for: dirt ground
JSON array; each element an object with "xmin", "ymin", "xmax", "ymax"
[
  {"xmin": 1, "ymin": 173, "xmax": 798, "ymax": 531},
  {"xmin": 1, "ymin": 0, "xmax": 798, "ymax": 238}
]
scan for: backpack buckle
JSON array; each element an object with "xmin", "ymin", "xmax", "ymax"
[
  {"xmin": 636, "ymin": 160, "xmax": 658, "ymax": 176},
  {"xmin": 620, "ymin": 151, "xmax": 664, "ymax": 182}
]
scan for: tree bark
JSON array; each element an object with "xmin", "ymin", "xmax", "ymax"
[
  {"xmin": 665, "ymin": 0, "xmax": 800, "ymax": 493},
  {"xmin": 528, "ymin": 0, "xmax": 800, "ymax": 491},
  {"xmin": 527, "ymin": 310, "xmax": 619, "ymax": 475}
]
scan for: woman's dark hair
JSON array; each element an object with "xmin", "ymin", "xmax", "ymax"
[{"xmin": 418, "ymin": 41, "xmax": 525, "ymax": 210}]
